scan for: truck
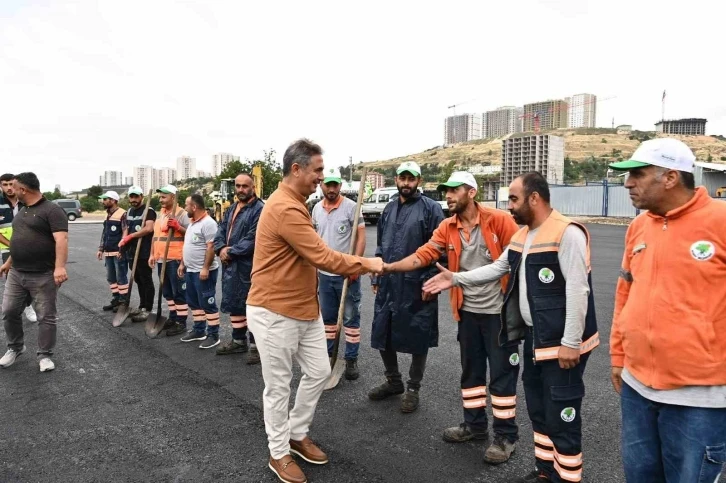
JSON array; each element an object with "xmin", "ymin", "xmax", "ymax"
[{"xmin": 361, "ymin": 187, "xmax": 449, "ymax": 224}]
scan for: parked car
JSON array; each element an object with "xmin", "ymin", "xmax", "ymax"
[
  {"xmin": 53, "ymin": 199, "xmax": 83, "ymax": 221},
  {"xmin": 362, "ymin": 187, "xmax": 449, "ymax": 224}
]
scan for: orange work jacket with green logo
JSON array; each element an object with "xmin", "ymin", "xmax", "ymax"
[
  {"xmin": 152, "ymin": 206, "xmax": 186, "ymax": 261},
  {"xmin": 611, "ymin": 187, "xmax": 726, "ymax": 390},
  {"xmin": 415, "ymin": 203, "xmax": 518, "ymax": 321}
]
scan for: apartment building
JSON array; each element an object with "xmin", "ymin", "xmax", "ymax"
[
  {"xmin": 501, "ymin": 135, "xmax": 565, "ymax": 185},
  {"xmin": 444, "ymin": 113, "xmax": 482, "ymax": 145},
  {"xmin": 522, "ymin": 100, "xmax": 569, "ymax": 132},
  {"xmin": 566, "ymin": 93, "xmax": 597, "ymax": 128},
  {"xmin": 655, "ymin": 118, "xmax": 707, "ymax": 135},
  {"xmin": 482, "ymin": 106, "xmax": 523, "ymax": 138},
  {"xmin": 212, "ymin": 153, "xmax": 240, "ymax": 177},
  {"xmin": 176, "ymin": 156, "xmax": 197, "ymax": 181},
  {"xmin": 100, "ymin": 171, "xmax": 123, "ymax": 187}
]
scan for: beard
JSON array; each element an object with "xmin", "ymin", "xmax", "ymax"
[
  {"xmin": 510, "ymin": 205, "xmax": 533, "ymax": 225},
  {"xmin": 397, "ymin": 185, "xmax": 416, "ymax": 199},
  {"xmin": 237, "ymin": 192, "xmax": 253, "ymax": 202}
]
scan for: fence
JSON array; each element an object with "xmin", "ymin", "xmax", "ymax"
[{"xmin": 497, "ymin": 180, "xmax": 639, "ymax": 217}]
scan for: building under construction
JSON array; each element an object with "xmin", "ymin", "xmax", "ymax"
[
  {"xmin": 444, "ymin": 113, "xmax": 482, "ymax": 145},
  {"xmin": 655, "ymin": 118, "xmax": 707, "ymax": 135},
  {"xmin": 523, "ymin": 100, "xmax": 569, "ymax": 132},
  {"xmin": 501, "ymin": 135, "xmax": 565, "ymax": 185}
]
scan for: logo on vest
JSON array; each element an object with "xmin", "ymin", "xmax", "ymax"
[
  {"xmin": 538, "ymin": 268, "xmax": 555, "ymax": 284},
  {"xmin": 207, "ymin": 297, "xmax": 215, "ymax": 304},
  {"xmin": 509, "ymin": 353, "xmax": 520, "ymax": 366},
  {"xmin": 134, "ymin": 225, "xmax": 140, "ymax": 231},
  {"xmin": 561, "ymin": 407, "xmax": 576, "ymax": 423},
  {"xmin": 182, "ymin": 283, "xmax": 187, "ymax": 290},
  {"xmin": 111, "ymin": 226, "xmax": 117, "ymax": 232},
  {"xmin": 690, "ymin": 241, "xmax": 715, "ymax": 261},
  {"xmin": 192, "ymin": 234, "xmax": 200, "ymax": 242},
  {"xmin": 337, "ymin": 224, "xmax": 347, "ymax": 234},
  {"xmin": 485, "ymin": 249, "xmax": 492, "ymax": 261}
]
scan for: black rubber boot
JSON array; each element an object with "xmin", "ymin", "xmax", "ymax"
[{"xmin": 368, "ymin": 378, "xmax": 405, "ymax": 401}]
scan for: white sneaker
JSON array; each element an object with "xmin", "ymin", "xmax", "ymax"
[
  {"xmin": 39, "ymin": 357, "xmax": 55, "ymax": 372},
  {"xmin": 23, "ymin": 305, "xmax": 37, "ymax": 322},
  {"xmin": 0, "ymin": 346, "xmax": 26, "ymax": 368}
]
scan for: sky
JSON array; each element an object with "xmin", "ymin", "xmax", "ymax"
[{"xmin": 1, "ymin": 0, "xmax": 724, "ymax": 192}]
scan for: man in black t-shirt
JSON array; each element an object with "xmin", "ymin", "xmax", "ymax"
[
  {"xmin": 118, "ymin": 186, "xmax": 156, "ymax": 322},
  {"xmin": 0, "ymin": 172, "xmax": 68, "ymax": 373}
]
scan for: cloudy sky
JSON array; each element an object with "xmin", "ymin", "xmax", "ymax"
[{"xmin": 1, "ymin": 0, "xmax": 723, "ymax": 192}]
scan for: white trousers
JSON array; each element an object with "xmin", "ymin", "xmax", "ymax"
[{"xmin": 247, "ymin": 305, "xmax": 331, "ymax": 459}]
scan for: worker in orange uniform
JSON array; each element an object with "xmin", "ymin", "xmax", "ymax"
[
  {"xmin": 609, "ymin": 138, "xmax": 726, "ymax": 483},
  {"xmin": 384, "ymin": 171, "xmax": 520, "ymax": 464},
  {"xmin": 425, "ymin": 172, "xmax": 599, "ymax": 483},
  {"xmin": 148, "ymin": 185, "xmax": 190, "ymax": 337}
]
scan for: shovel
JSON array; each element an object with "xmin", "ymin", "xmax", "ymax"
[
  {"xmin": 113, "ymin": 190, "xmax": 153, "ymax": 327},
  {"xmin": 325, "ymin": 168, "xmax": 368, "ymax": 390},
  {"xmin": 145, "ymin": 206, "xmax": 177, "ymax": 338}
]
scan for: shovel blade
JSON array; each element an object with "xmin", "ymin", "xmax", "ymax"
[
  {"xmin": 111, "ymin": 304, "xmax": 130, "ymax": 327},
  {"xmin": 324, "ymin": 360, "xmax": 346, "ymax": 390},
  {"xmin": 144, "ymin": 313, "xmax": 168, "ymax": 338}
]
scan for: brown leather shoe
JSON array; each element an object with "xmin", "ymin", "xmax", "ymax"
[
  {"xmin": 289, "ymin": 436, "xmax": 329, "ymax": 465},
  {"xmin": 268, "ymin": 455, "xmax": 306, "ymax": 483}
]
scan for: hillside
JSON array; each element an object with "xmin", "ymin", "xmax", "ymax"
[{"xmin": 362, "ymin": 128, "xmax": 726, "ymax": 170}]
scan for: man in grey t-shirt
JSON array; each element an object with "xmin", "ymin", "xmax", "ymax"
[
  {"xmin": 178, "ymin": 194, "xmax": 221, "ymax": 349},
  {"xmin": 311, "ymin": 168, "xmax": 365, "ymax": 381}
]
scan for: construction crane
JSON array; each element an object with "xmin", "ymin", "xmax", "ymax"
[
  {"xmin": 519, "ymin": 96, "xmax": 617, "ymax": 133},
  {"xmin": 447, "ymin": 99, "xmax": 477, "ymax": 116}
]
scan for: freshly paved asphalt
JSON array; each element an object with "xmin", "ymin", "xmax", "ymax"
[{"xmin": 0, "ymin": 223, "xmax": 722, "ymax": 482}]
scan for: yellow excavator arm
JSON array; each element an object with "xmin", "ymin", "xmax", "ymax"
[{"xmin": 252, "ymin": 165, "xmax": 263, "ymax": 199}]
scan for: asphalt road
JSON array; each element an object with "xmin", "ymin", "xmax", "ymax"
[{"xmin": 0, "ymin": 223, "xmax": 722, "ymax": 482}]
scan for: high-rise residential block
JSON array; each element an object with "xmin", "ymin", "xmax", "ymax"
[
  {"xmin": 133, "ymin": 166, "xmax": 157, "ymax": 196},
  {"xmin": 482, "ymin": 106, "xmax": 523, "ymax": 138},
  {"xmin": 212, "ymin": 153, "xmax": 240, "ymax": 177},
  {"xmin": 501, "ymin": 135, "xmax": 565, "ymax": 185},
  {"xmin": 566, "ymin": 93, "xmax": 597, "ymax": 128},
  {"xmin": 366, "ymin": 172, "xmax": 386, "ymax": 190},
  {"xmin": 156, "ymin": 167, "xmax": 176, "ymax": 189},
  {"xmin": 176, "ymin": 156, "xmax": 197, "ymax": 181},
  {"xmin": 124, "ymin": 177, "xmax": 134, "ymax": 186},
  {"xmin": 100, "ymin": 171, "xmax": 123, "ymax": 187},
  {"xmin": 522, "ymin": 100, "xmax": 569, "ymax": 132},
  {"xmin": 444, "ymin": 114, "xmax": 482, "ymax": 145}
]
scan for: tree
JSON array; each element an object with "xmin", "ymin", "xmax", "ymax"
[
  {"xmin": 218, "ymin": 160, "xmax": 247, "ymax": 182},
  {"xmin": 251, "ymin": 149, "xmax": 282, "ymax": 199},
  {"xmin": 80, "ymin": 196, "xmax": 100, "ymax": 213},
  {"xmin": 438, "ymin": 160, "xmax": 457, "ymax": 183},
  {"xmin": 87, "ymin": 185, "xmax": 103, "ymax": 199}
]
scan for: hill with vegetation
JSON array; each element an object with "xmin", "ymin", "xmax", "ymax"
[{"xmin": 360, "ymin": 128, "xmax": 726, "ymax": 184}]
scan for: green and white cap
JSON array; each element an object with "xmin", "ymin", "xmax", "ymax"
[
  {"xmin": 99, "ymin": 190, "xmax": 119, "ymax": 201},
  {"xmin": 323, "ymin": 167, "xmax": 342, "ymax": 184},
  {"xmin": 438, "ymin": 171, "xmax": 477, "ymax": 192},
  {"xmin": 156, "ymin": 184, "xmax": 178, "ymax": 195},
  {"xmin": 128, "ymin": 185, "xmax": 143, "ymax": 195},
  {"xmin": 610, "ymin": 138, "xmax": 695, "ymax": 173},
  {"xmin": 396, "ymin": 161, "xmax": 421, "ymax": 177}
]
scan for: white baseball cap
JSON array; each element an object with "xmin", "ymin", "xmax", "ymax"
[
  {"xmin": 323, "ymin": 167, "xmax": 342, "ymax": 184},
  {"xmin": 98, "ymin": 190, "xmax": 120, "ymax": 201},
  {"xmin": 438, "ymin": 171, "xmax": 478, "ymax": 192},
  {"xmin": 128, "ymin": 185, "xmax": 144, "ymax": 196},
  {"xmin": 156, "ymin": 184, "xmax": 178, "ymax": 195},
  {"xmin": 610, "ymin": 138, "xmax": 695, "ymax": 173},
  {"xmin": 396, "ymin": 161, "xmax": 421, "ymax": 177}
]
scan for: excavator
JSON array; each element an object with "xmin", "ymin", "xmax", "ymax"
[{"xmin": 214, "ymin": 165, "xmax": 264, "ymax": 222}]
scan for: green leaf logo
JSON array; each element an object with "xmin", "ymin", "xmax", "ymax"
[
  {"xmin": 561, "ymin": 407, "xmax": 576, "ymax": 422},
  {"xmin": 538, "ymin": 267, "xmax": 555, "ymax": 283},
  {"xmin": 690, "ymin": 241, "xmax": 715, "ymax": 261}
]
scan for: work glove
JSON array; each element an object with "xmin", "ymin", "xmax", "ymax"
[
  {"xmin": 167, "ymin": 218, "xmax": 182, "ymax": 232},
  {"xmin": 118, "ymin": 235, "xmax": 133, "ymax": 247}
]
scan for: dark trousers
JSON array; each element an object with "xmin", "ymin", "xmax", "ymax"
[
  {"xmin": 2, "ymin": 269, "xmax": 58, "ymax": 357},
  {"xmin": 1, "ymin": 252, "xmax": 32, "ymax": 308},
  {"xmin": 380, "ymin": 320, "xmax": 427, "ymax": 390},
  {"xmin": 523, "ymin": 328, "xmax": 588, "ymax": 483},
  {"xmin": 129, "ymin": 254, "xmax": 154, "ymax": 311},
  {"xmin": 104, "ymin": 255, "xmax": 129, "ymax": 303},
  {"xmin": 621, "ymin": 382, "xmax": 726, "ymax": 483},
  {"xmin": 458, "ymin": 311, "xmax": 520, "ymax": 442},
  {"xmin": 185, "ymin": 269, "xmax": 220, "ymax": 337},
  {"xmin": 157, "ymin": 260, "xmax": 187, "ymax": 324}
]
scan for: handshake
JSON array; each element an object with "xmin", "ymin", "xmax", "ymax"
[{"xmin": 359, "ymin": 258, "xmax": 396, "ymax": 276}]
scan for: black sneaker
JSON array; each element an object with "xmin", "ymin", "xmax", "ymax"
[
  {"xmin": 216, "ymin": 339, "xmax": 248, "ymax": 355},
  {"xmin": 165, "ymin": 322, "xmax": 186, "ymax": 337},
  {"xmin": 400, "ymin": 388, "xmax": 420, "ymax": 413},
  {"xmin": 511, "ymin": 470, "xmax": 550, "ymax": 482},
  {"xmin": 162, "ymin": 319, "xmax": 176, "ymax": 331},
  {"xmin": 442, "ymin": 423, "xmax": 488, "ymax": 443},
  {"xmin": 199, "ymin": 335, "xmax": 220, "ymax": 349},
  {"xmin": 344, "ymin": 359, "xmax": 359, "ymax": 380},
  {"xmin": 181, "ymin": 331, "xmax": 207, "ymax": 342},
  {"xmin": 102, "ymin": 298, "xmax": 119, "ymax": 311},
  {"xmin": 368, "ymin": 379, "xmax": 405, "ymax": 401}
]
